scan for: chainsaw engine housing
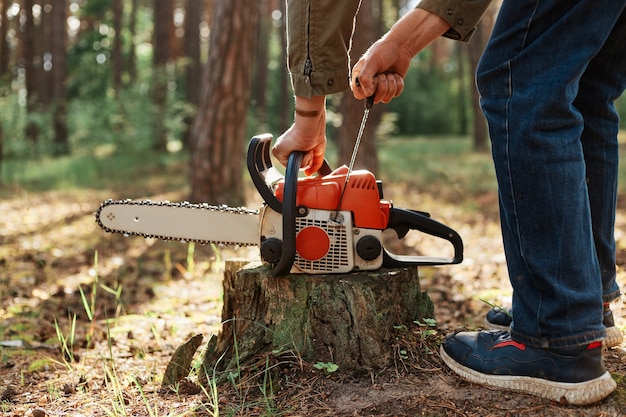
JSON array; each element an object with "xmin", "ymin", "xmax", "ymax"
[{"xmin": 259, "ymin": 206, "xmax": 384, "ymax": 274}]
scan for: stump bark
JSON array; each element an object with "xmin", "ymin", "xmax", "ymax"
[{"xmin": 201, "ymin": 260, "xmax": 434, "ymax": 373}]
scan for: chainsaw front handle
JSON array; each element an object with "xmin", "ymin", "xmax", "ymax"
[
  {"xmin": 247, "ymin": 134, "xmax": 331, "ymax": 214},
  {"xmin": 271, "ymin": 149, "xmax": 304, "ymax": 276},
  {"xmin": 383, "ymin": 208, "xmax": 464, "ymax": 267}
]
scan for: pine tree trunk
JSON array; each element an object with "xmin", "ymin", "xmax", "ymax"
[
  {"xmin": 0, "ymin": 0, "xmax": 9, "ymax": 76},
  {"xmin": 189, "ymin": 0, "xmax": 259, "ymax": 205},
  {"xmin": 23, "ymin": 0, "xmax": 38, "ymax": 144},
  {"xmin": 277, "ymin": 0, "xmax": 290, "ymax": 133},
  {"xmin": 112, "ymin": 0, "xmax": 123, "ymax": 95},
  {"xmin": 152, "ymin": 0, "xmax": 172, "ymax": 152},
  {"xmin": 182, "ymin": 0, "xmax": 202, "ymax": 148},
  {"xmin": 127, "ymin": 0, "xmax": 139, "ymax": 83},
  {"xmin": 50, "ymin": 0, "xmax": 69, "ymax": 156},
  {"xmin": 201, "ymin": 261, "xmax": 434, "ymax": 373}
]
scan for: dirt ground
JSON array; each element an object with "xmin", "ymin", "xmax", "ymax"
[{"xmin": 1, "ymin": 186, "xmax": 625, "ymax": 417}]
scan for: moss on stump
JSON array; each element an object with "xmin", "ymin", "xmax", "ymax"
[{"xmin": 200, "ymin": 260, "xmax": 434, "ymax": 374}]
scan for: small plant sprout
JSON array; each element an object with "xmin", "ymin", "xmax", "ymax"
[
  {"xmin": 314, "ymin": 362, "xmax": 339, "ymax": 374},
  {"xmin": 54, "ymin": 313, "xmax": 77, "ymax": 369}
]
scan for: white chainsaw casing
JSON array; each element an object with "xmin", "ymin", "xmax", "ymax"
[{"xmin": 259, "ymin": 206, "xmax": 384, "ymax": 274}]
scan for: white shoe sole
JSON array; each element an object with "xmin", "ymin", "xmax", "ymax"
[
  {"xmin": 440, "ymin": 345, "xmax": 617, "ymax": 405},
  {"xmin": 605, "ymin": 326, "xmax": 623, "ymax": 349}
]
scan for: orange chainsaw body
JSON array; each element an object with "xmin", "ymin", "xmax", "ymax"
[
  {"xmin": 274, "ymin": 165, "xmax": 392, "ymax": 230},
  {"xmin": 248, "ymin": 134, "xmax": 463, "ymax": 276}
]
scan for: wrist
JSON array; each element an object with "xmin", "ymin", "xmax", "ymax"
[{"xmin": 294, "ymin": 95, "xmax": 325, "ymax": 116}]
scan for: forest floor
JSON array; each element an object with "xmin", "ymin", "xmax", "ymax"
[{"xmin": 1, "ymin": 181, "xmax": 626, "ymax": 417}]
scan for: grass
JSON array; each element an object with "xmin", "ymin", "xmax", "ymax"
[
  {"xmin": 380, "ymin": 132, "xmax": 626, "ymax": 200},
  {"xmin": 3, "ymin": 133, "xmax": 626, "ymax": 200},
  {"xmin": 378, "ymin": 135, "xmax": 497, "ymax": 201},
  {"xmin": 0, "ymin": 147, "xmax": 189, "ymax": 198}
]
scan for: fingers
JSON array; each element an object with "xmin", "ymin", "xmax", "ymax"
[
  {"xmin": 352, "ymin": 71, "xmax": 404, "ymax": 105},
  {"xmin": 271, "ymin": 142, "xmax": 289, "ymax": 168},
  {"xmin": 304, "ymin": 146, "xmax": 326, "ymax": 177},
  {"xmin": 272, "ymin": 122, "xmax": 327, "ymax": 176},
  {"xmin": 273, "ymin": 147, "xmax": 323, "ymax": 177},
  {"xmin": 375, "ymin": 73, "xmax": 404, "ymax": 103},
  {"xmin": 351, "ymin": 62, "xmax": 374, "ymax": 99}
]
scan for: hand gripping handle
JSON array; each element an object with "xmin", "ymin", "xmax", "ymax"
[
  {"xmin": 247, "ymin": 134, "xmax": 331, "ymax": 214},
  {"xmin": 246, "ymin": 134, "xmax": 331, "ymax": 276},
  {"xmin": 383, "ymin": 208, "xmax": 464, "ymax": 267}
]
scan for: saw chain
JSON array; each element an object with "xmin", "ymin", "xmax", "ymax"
[{"xmin": 95, "ymin": 199, "xmax": 260, "ymax": 246}]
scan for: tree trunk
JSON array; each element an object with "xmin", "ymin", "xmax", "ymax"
[
  {"xmin": 182, "ymin": 0, "xmax": 202, "ymax": 148},
  {"xmin": 456, "ymin": 44, "xmax": 468, "ymax": 135},
  {"xmin": 23, "ymin": 0, "xmax": 39, "ymax": 144},
  {"xmin": 127, "ymin": 0, "xmax": 138, "ymax": 83},
  {"xmin": 152, "ymin": 0, "xmax": 173, "ymax": 152},
  {"xmin": 337, "ymin": 0, "xmax": 382, "ymax": 174},
  {"xmin": 252, "ymin": 0, "xmax": 269, "ymax": 127},
  {"xmin": 0, "ymin": 0, "xmax": 9, "ymax": 76},
  {"xmin": 189, "ymin": 0, "xmax": 259, "ymax": 205},
  {"xmin": 277, "ymin": 0, "xmax": 290, "ymax": 133},
  {"xmin": 201, "ymin": 261, "xmax": 434, "ymax": 374},
  {"xmin": 50, "ymin": 0, "xmax": 69, "ymax": 156},
  {"xmin": 39, "ymin": 0, "xmax": 53, "ymax": 107},
  {"xmin": 184, "ymin": 0, "xmax": 202, "ymax": 105},
  {"xmin": 112, "ymin": 0, "xmax": 123, "ymax": 95},
  {"xmin": 467, "ymin": 3, "xmax": 496, "ymax": 152}
]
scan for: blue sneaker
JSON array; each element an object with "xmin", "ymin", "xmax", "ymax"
[
  {"xmin": 483, "ymin": 305, "xmax": 623, "ymax": 348},
  {"xmin": 440, "ymin": 330, "xmax": 616, "ymax": 405},
  {"xmin": 483, "ymin": 306, "xmax": 512, "ymax": 331}
]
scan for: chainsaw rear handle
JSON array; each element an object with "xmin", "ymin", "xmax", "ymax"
[
  {"xmin": 383, "ymin": 208, "xmax": 464, "ymax": 266},
  {"xmin": 247, "ymin": 134, "xmax": 331, "ymax": 214}
]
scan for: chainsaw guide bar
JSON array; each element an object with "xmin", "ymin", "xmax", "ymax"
[{"xmin": 96, "ymin": 199, "xmax": 260, "ymax": 246}]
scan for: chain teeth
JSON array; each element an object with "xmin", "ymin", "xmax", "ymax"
[{"xmin": 95, "ymin": 198, "xmax": 259, "ymax": 246}]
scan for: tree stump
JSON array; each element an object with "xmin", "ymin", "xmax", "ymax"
[{"xmin": 201, "ymin": 260, "xmax": 434, "ymax": 373}]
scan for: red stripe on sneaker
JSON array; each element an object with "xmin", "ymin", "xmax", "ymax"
[
  {"xmin": 587, "ymin": 341, "xmax": 602, "ymax": 350},
  {"xmin": 493, "ymin": 340, "xmax": 526, "ymax": 350}
]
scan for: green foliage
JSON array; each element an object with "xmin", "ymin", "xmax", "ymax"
[
  {"xmin": 0, "ymin": 147, "xmax": 187, "ymax": 194},
  {"xmin": 67, "ymin": 29, "xmax": 112, "ymax": 99},
  {"xmin": 378, "ymin": 136, "xmax": 497, "ymax": 200},
  {"xmin": 387, "ymin": 60, "xmax": 469, "ymax": 136}
]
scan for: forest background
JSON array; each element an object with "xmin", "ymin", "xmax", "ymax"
[
  {"xmin": 2, "ymin": 1, "xmax": 626, "ymax": 416},
  {"xmin": 4, "ymin": 0, "xmax": 623, "ymax": 201}
]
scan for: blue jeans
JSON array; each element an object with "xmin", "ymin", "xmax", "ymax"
[{"xmin": 476, "ymin": 0, "xmax": 626, "ymax": 348}]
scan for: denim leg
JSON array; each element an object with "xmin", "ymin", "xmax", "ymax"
[
  {"xmin": 476, "ymin": 0, "xmax": 626, "ymax": 348},
  {"xmin": 576, "ymin": 10, "xmax": 626, "ymax": 304}
]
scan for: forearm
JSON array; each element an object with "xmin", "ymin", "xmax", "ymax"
[
  {"xmin": 285, "ymin": 0, "xmax": 362, "ymax": 98},
  {"xmin": 383, "ymin": 8, "xmax": 452, "ymax": 61}
]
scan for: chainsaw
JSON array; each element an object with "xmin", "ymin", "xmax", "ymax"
[{"xmin": 96, "ymin": 134, "xmax": 463, "ymax": 276}]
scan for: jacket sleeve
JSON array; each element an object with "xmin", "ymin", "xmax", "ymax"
[
  {"xmin": 417, "ymin": 0, "xmax": 493, "ymax": 42},
  {"xmin": 286, "ymin": 0, "xmax": 362, "ymax": 98}
]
